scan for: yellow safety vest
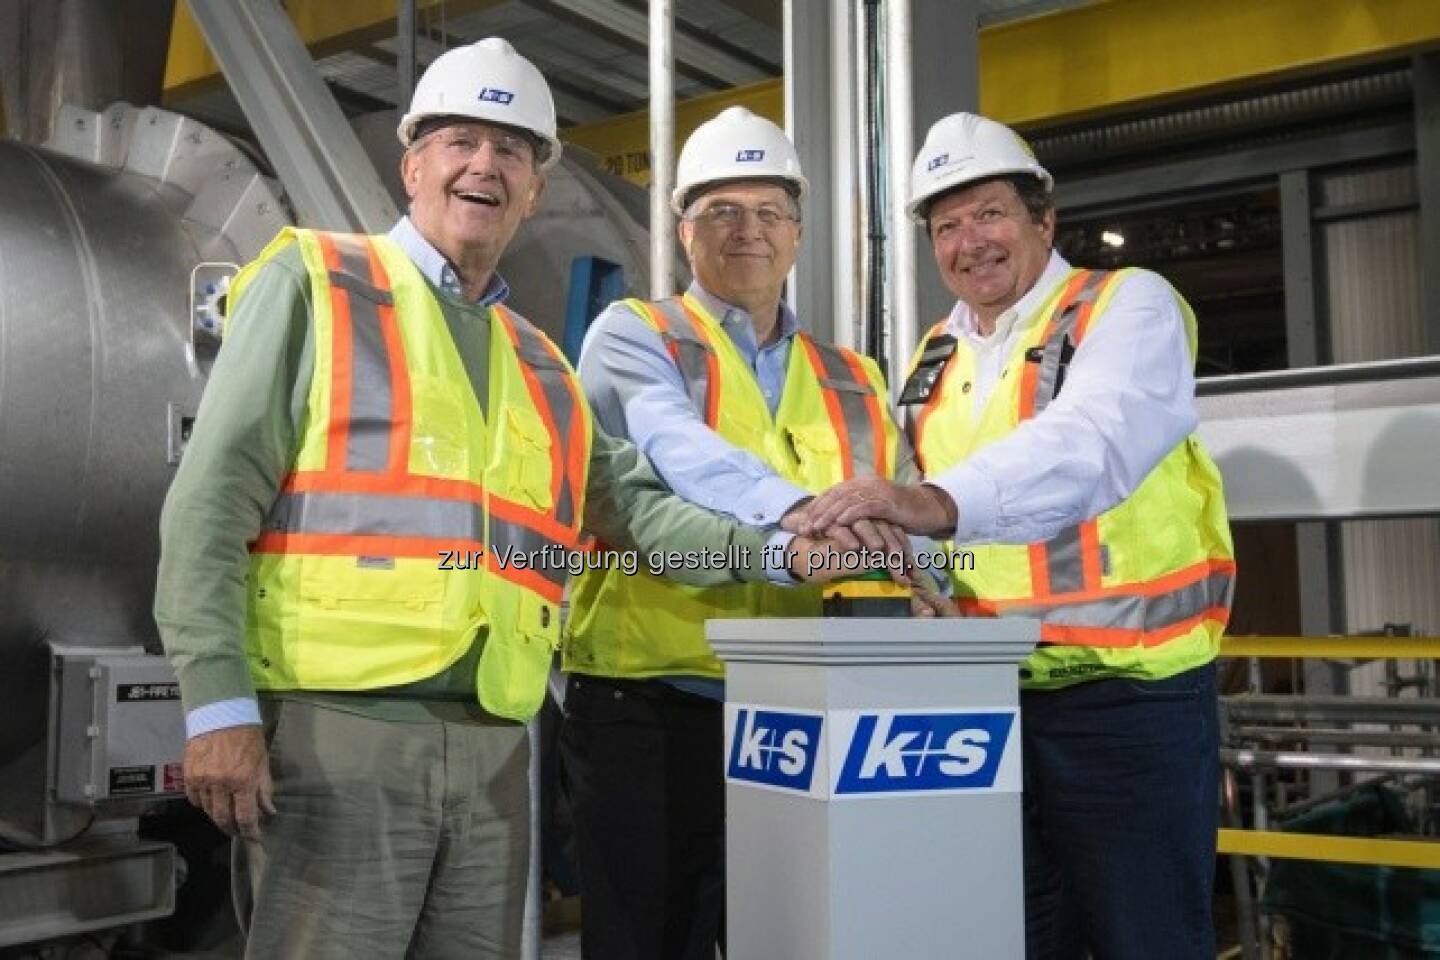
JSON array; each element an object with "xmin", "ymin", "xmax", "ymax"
[
  {"xmin": 564, "ymin": 293, "xmax": 900, "ymax": 679},
  {"xmin": 231, "ymin": 228, "xmax": 592, "ymax": 720},
  {"xmin": 899, "ymin": 268, "xmax": 1235, "ymax": 690}
]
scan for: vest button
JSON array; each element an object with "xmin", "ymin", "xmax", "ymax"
[{"xmin": 962, "ymin": 381, "xmax": 972, "ymax": 394}]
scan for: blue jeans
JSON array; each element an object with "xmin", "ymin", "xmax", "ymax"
[{"xmin": 1021, "ymin": 663, "xmax": 1219, "ymax": 960}]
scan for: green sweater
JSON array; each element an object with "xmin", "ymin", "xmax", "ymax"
[{"xmin": 154, "ymin": 246, "xmax": 775, "ymax": 720}]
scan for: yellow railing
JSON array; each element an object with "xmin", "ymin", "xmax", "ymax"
[
  {"xmin": 1221, "ymin": 636, "xmax": 1440, "ymax": 660},
  {"xmin": 1217, "ymin": 634, "xmax": 1440, "ymax": 871}
]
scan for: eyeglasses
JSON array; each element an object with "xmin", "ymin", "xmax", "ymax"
[
  {"xmin": 686, "ymin": 202, "xmax": 799, "ymax": 230},
  {"xmin": 423, "ymin": 128, "xmax": 536, "ymax": 168}
]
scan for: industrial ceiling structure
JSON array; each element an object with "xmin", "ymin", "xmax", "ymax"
[{"xmin": 166, "ymin": 0, "xmax": 1088, "ymax": 134}]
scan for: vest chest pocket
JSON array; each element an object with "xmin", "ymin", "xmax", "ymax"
[
  {"xmin": 494, "ymin": 405, "xmax": 554, "ymax": 510},
  {"xmin": 411, "ymin": 375, "xmax": 477, "ymax": 477},
  {"xmin": 785, "ymin": 422, "xmax": 844, "ymax": 489}
]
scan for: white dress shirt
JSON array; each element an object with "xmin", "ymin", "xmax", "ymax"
[{"xmin": 928, "ymin": 251, "xmax": 1199, "ymax": 546}]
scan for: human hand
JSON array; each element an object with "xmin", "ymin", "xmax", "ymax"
[
  {"xmin": 789, "ymin": 477, "xmax": 958, "ymax": 538},
  {"xmin": 785, "ymin": 534, "xmax": 911, "ymax": 584},
  {"xmin": 911, "ymin": 584, "xmax": 961, "ymax": 618},
  {"xmin": 183, "ymin": 725, "xmax": 275, "ymax": 841}
]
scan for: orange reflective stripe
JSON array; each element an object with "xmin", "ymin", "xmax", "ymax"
[
  {"xmin": 1038, "ymin": 606, "xmax": 1231, "ymax": 649},
  {"xmin": 640, "ymin": 301, "xmax": 683, "ymax": 365},
  {"xmin": 678, "ymin": 299, "xmax": 723, "ymax": 428},
  {"xmin": 1028, "ymin": 543, "xmax": 1052, "ymax": 598},
  {"xmin": 840, "ymin": 348, "xmax": 889, "ymax": 476},
  {"xmin": 490, "ymin": 494, "xmax": 581, "ymax": 549},
  {"xmin": 912, "ymin": 321, "xmax": 955, "ymax": 474},
  {"xmin": 495, "ymin": 307, "xmax": 567, "ymax": 514},
  {"xmin": 316, "ymin": 234, "xmax": 354, "ymax": 471},
  {"xmin": 798, "ymin": 335, "xmax": 856, "ymax": 479},
  {"xmin": 281, "ymin": 470, "xmax": 485, "ymax": 504},
  {"xmin": 486, "ymin": 554, "xmax": 566, "ymax": 604},
  {"xmin": 1078, "ymin": 518, "xmax": 1103, "ymax": 591}
]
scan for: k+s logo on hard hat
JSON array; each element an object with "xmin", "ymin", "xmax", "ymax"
[
  {"xmin": 736, "ymin": 149, "xmax": 766, "ymax": 162},
  {"xmin": 833, "ymin": 711, "xmax": 1014, "ymax": 795},
  {"xmin": 727, "ymin": 708, "xmax": 822, "ymax": 792},
  {"xmin": 926, "ymin": 152, "xmax": 951, "ymax": 172},
  {"xmin": 478, "ymin": 87, "xmax": 515, "ymax": 105}
]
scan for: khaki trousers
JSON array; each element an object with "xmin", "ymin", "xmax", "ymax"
[{"xmin": 234, "ymin": 699, "xmax": 529, "ymax": 959}]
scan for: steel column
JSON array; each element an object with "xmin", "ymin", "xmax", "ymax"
[
  {"xmin": 186, "ymin": 0, "xmax": 398, "ymax": 232},
  {"xmin": 648, "ymin": 0, "xmax": 676, "ymax": 298}
]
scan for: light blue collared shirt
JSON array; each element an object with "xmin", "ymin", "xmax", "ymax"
[
  {"xmin": 579, "ymin": 282, "xmax": 812, "ymax": 527},
  {"xmin": 387, "ymin": 215, "xmax": 511, "ymax": 305},
  {"xmin": 185, "ymin": 218, "xmax": 513, "ymax": 738}
]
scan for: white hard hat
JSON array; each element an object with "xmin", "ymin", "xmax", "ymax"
[
  {"xmin": 397, "ymin": 37, "xmax": 562, "ymax": 170},
  {"xmin": 907, "ymin": 112, "xmax": 1052, "ymax": 224},
  {"xmin": 671, "ymin": 106, "xmax": 808, "ymax": 215}
]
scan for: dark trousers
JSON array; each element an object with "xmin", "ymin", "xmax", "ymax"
[
  {"xmin": 1022, "ymin": 663, "xmax": 1220, "ymax": 960},
  {"xmin": 559, "ymin": 675, "xmax": 725, "ymax": 960}
]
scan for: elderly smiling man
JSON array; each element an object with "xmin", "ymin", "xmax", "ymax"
[
  {"xmin": 154, "ymin": 42, "xmax": 841, "ymax": 960},
  {"xmin": 561, "ymin": 106, "xmax": 920, "ymax": 960}
]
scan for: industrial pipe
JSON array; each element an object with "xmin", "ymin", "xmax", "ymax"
[
  {"xmin": 648, "ymin": 0, "xmax": 676, "ymax": 298},
  {"xmin": 1224, "ymin": 748, "xmax": 1440, "ymax": 776},
  {"xmin": 883, "ymin": 0, "xmax": 917, "ymax": 389}
]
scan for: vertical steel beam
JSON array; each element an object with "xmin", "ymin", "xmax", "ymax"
[
  {"xmin": 649, "ymin": 0, "xmax": 677, "ymax": 298},
  {"xmin": 1280, "ymin": 167, "xmax": 1346, "ymax": 798},
  {"xmin": 885, "ymin": 0, "xmax": 977, "ymax": 389},
  {"xmin": 1415, "ymin": 52, "xmax": 1440, "ymax": 355},
  {"xmin": 186, "ymin": 0, "xmax": 398, "ymax": 232},
  {"xmin": 397, "ymin": 0, "xmax": 416, "ymax": 114},
  {"xmin": 785, "ymin": 0, "xmax": 855, "ymax": 344}
]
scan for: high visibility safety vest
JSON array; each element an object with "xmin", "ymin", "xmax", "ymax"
[
  {"xmin": 900, "ymin": 268, "xmax": 1235, "ymax": 690},
  {"xmin": 230, "ymin": 228, "xmax": 592, "ymax": 721},
  {"xmin": 564, "ymin": 293, "xmax": 900, "ymax": 679}
]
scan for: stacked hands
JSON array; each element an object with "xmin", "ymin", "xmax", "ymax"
[{"xmin": 779, "ymin": 476, "xmax": 962, "ymax": 618}]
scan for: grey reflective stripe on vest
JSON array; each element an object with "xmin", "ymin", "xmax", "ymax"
[
  {"xmin": 504, "ymin": 314, "xmax": 580, "ymax": 527},
  {"xmin": 1002, "ymin": 567, "xmax": 1234, "ymax": 635},
  {"xmin": 264, "ymin": 490, "xmax": 483, "ymax": 540},
  {"xmin": 1029, "ymin": 271, "xmax": 1113, "ymax": 593},
  {"xmin": 1044, "ymin": 524, "xmax": 1087, "ymax": 595},
  {"xmin": 647, "ymin": 298, "xmax": 713, "ymax": 417},
  {"xmin": 329, "ymin": 234, "xmax": 395, "ymax": 472},
  {"xmin": 489, "ymin": 516, "xmax": 568, "ymax": 590},
  {"xmin": 804, "ymin": 337, "xmax": 882, "ymax": 475},
  {"xmin": 1030, "ymin": 269, "xmax": 1109, "ymax": 418}
]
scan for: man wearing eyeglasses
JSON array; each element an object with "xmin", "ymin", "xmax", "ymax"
[{"xmin": 559, "ymin": 106, "xmax": 919, "ymax": 960}]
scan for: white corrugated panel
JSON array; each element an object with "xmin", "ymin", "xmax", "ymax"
[{"xmin": 1320, "ymin": 162, "xmax": 1439, "ymax": 697}]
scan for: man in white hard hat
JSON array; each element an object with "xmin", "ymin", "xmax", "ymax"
[
  {"xmin": 560, "ymin": 106, "xmax": 920, "ymax": 960},
  {"xmin": 155, "ymin": 45, "xmax": 844, "ymax": 959},
  {"xmin": 791, "ymin": 112, "xmax": 1235, "ymax": 958}
]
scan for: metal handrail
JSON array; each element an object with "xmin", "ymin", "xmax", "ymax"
[{"xmin": 1197, "ymin": 355, "xmax": 1440, "ymax": 395}]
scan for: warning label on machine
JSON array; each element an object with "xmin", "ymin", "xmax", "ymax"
[
  {"xmin": 109, "ymin": 765, "xmax": 156, "ymax": 796},
  {"xmin": 116, "ymin": 682, "xmax": 180, "ymax": 702}
]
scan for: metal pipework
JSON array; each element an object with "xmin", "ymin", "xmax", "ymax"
[
  {"xmin": 1224, "ymin": 748, "xmax": 1440, "ymax": 776},
  {"xmin": 1230, "ymin": 726, "xmax": 1440, "ymax": 750},
  {"xmin": 648, "ymin": 0, "xmax": 676, "ymax": 298},
  {"xmin": 1223, "ymin": 694, "xmax": 1440, "ymax": 727},
  {"xmin": 883, "ymin": 0, "xmax": 918, "ymax": 390}
]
